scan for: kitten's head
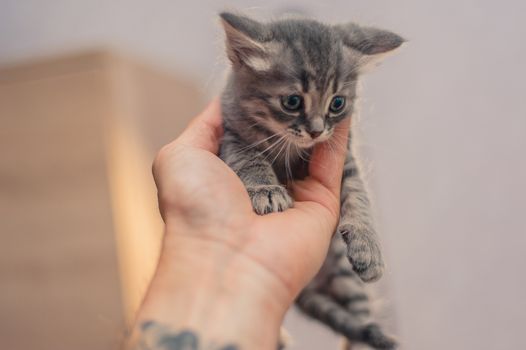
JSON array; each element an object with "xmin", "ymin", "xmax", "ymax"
[{"xmin": 220, "ymin": 12, "xmax": 404, "ymax": 148}]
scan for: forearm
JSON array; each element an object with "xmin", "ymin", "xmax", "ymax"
[{"xmin": 126, "ymin": 225, "xmax": 287, "ymax": 350}]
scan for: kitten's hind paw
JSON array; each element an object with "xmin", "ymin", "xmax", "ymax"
[
  {"xmin": 338, "ymin": 224, "xmax": 385, "ymax": 282},
  {"xmin": 247, "ymin": 185, "xmax": 293, "ymax": 215},
  {"xmin": 361, "ymin": 324, "xmax": 397, "ymax": 350}
]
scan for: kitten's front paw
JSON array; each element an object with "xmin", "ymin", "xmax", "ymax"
[
  {"xmin": 338, "ymin": 224, "xmax": 385, "ymax": 282},
  {"xmin": 247, "ymin": 185, "xmax": 293, "ymax": 215}
]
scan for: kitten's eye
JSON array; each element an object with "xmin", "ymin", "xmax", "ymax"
[
  {"xmin": 281, "ymin": 95, "xmax": 303, "ymax": 112},
  {"xmin": 329, "ymin": 96, "xmax": 346, "ymax": 114}
]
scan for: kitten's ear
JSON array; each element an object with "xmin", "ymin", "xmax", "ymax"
[
  {"xmin": 335, "ymin": 23, "xmax": 405, "ymax": 72},
  {"xmin": 220, "ymin": 12, "xmax": 272, "ymax": 71}
]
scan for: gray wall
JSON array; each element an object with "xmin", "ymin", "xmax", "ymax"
[{"xmin": 2, "ymin": 1, "xmax": 526, "ymax": 349}]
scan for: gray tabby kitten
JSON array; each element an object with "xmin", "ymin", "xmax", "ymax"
[{"xmin": 218, "ymin": 12, "xmax": 403, "ymax": 350}]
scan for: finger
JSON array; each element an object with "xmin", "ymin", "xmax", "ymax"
[
  {"xmin": 176, "ymin": 97, "xmax": 224, "ymax": 153},
  {"xmin": 308, "ymin": 117, "xmax": 350, "ymax": 196},
  {"xmin": 290, "ymin": 117, "xmax": 350, "ymax": 220}
]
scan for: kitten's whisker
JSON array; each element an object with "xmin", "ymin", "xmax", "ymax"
[
  {"xmin": 244, "ymin": 133, "xmax": 279, "ymax": 149},
  {"xmin": 285, "ymin": 140, "xmax": 300, "ymax": 182},
  {"xmin": 284, "ymin": 143, "xmax": 290, "ymax": 182},
  {"xmin": 230, "ymin": 133, "xmax": 280, "ymax": 157},
  {"xmin": 329, "ymin": 133, "xmax": 350, "ymax": 150},
  {"xmin": 269, "ymin": 137, "xmax": 289, "ymax": 165},
  {"xmin": 262, "ymin": 136, "xmax": 287, "ymax": 162},
  {"xmin": 329, "ymin": 136, "xmax": 345, "ymax": 156},
  {"xmin": 253, "ymin": 134, "xmax": 288, "ymax": 160},
  {"xmin": 325, "ymin": 138, "xmax": 336, "ymax": 158},
  {"xmin": 306, "ymin": 141, "xmax": 332, "ymax": 172},
  {"xmin": 285, "ymin": 142, "xmax": 294, "ymax": 183},
  {"xmin": 238, "ymin": 137, "xmax": 277, "ymax": 155},
  {"xmin": 293, "ymin": 143, "xmax": 310, "ymax": 162},
  {"xmin": 328, "ymin": 137, "xmax": 348, "ymax": 153}
]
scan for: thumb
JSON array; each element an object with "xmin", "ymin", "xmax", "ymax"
[
  {"xmin": 291, "ymin": 117, "xmax": 350, "ymax": 219},
  {"xmin": 308, "ymin": 117, "xmax": 350, "ymax": 197}
]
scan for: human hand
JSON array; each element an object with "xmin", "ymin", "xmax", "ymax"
[
  {"xmin": 130, "ymin": 99, "xmax": 349, "ymax": 350},
  {"xmin": 153, "ymin": 97, "xmax": 349, "ymax": 300}
]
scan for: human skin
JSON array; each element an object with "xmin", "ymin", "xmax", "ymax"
[{"xmin": 126, "ymin": 98, "xmax": 350, "ymax": 350}]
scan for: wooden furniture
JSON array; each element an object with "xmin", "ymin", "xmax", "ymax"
[{"xmin": 0, "ymin": 51, "xmax": 203, "ymax": 350}]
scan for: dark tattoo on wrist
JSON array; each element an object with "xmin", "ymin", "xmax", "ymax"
[{"xmin": 134, "ymin": 321, "xmax": 239, "ymax": 350}]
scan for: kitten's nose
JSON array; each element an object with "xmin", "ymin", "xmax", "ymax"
[
  {"xmin": 308, "ymin": 130, "xmax": 323, "ymax": 139},
  {"xmin": 308, "ymin": 118, "xmax": 324, "ymax": 139}
]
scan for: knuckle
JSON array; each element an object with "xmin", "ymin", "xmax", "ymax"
[{"xmin": 153, "ymin": 144, "xmax": 171, "ymax": 170}]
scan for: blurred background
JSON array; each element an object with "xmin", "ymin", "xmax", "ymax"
[{"xmin": 1, "ymin": 1, "xmax": 525, "ymax": 349}]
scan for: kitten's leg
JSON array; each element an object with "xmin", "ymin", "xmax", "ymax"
[
  {"xmin": 338, "ymin": 151, "xmax": 384, "ymax": 282},
  {"xmin": 297, "ymin": 289, "xmax": 395, "ymax": 349},
  {"xmin": 220, "ymin": 129, "xmax": 293, "ymax": 214},
  {"xmin": 296, "ymin": 236, "xmax": 396, "ymax": 350}
]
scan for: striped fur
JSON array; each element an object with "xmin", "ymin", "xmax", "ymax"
[
  {"xmin": 338, "ymin": 152, "xmax": 385, "ymax": 282},
  {"xmin": 218, "ymin": 12, "xmax": 403, "ymax": 349},
  {"xmin": 296, "ymin": 234, "xmax": 396, "ymax": 349}
]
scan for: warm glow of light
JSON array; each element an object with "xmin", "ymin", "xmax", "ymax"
[{"xmin": 105, "ymin": 120, "xmax": 163, "ymax": 324}]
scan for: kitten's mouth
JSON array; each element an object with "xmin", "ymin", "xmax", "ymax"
[
  {"xmin": 289, "ymin": 136, "xmax": 326, "ymax": 149},
  {"xmin": 293, "ymin": 139, "xmax": 316, "ymax": 148},
  {"xmin": 287, "ymin": 131, "xmax": 332, "ymax": 149}
]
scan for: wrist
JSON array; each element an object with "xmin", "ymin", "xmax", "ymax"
[{"xmin": 131, "ymin": 225, "xmax": 289, "ymax": 350}]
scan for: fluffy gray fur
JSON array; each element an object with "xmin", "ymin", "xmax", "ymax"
[{"xmin": 218, "ymin": 12, "xmax": 403, "ymax": 350}]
